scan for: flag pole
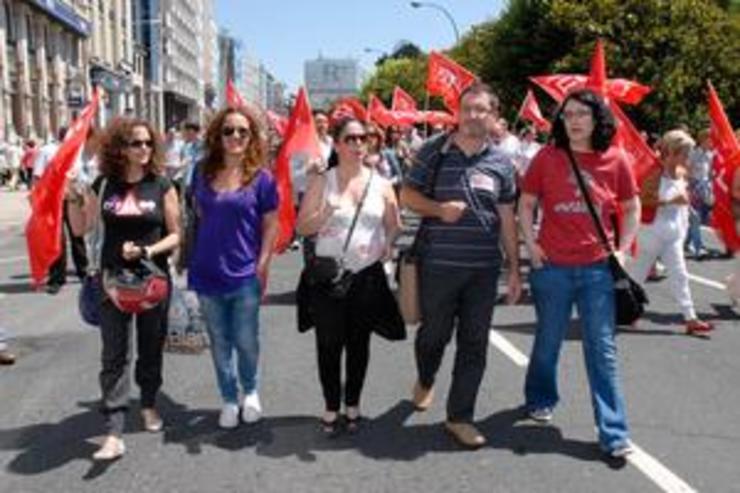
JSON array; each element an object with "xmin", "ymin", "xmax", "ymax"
[{"xmin": 423, "ymin": 92, "xmax": 430, "ymax": 138}]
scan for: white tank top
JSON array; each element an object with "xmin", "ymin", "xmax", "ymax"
[
  {"xmin": 654, "ymin": 175, "xmax": 689, "ymax": 234},
  {"xmin": 315, "ymin": 168, "xmax": 388, "ymax": 273}
]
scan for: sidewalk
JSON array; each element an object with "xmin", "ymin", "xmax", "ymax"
[{"xmin": 0, "ymin": 189, "xmax": 30, "ymax": 231}]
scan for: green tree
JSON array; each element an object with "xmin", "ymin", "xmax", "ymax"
[{"xmin": 360, "ymin": 57, "xmax": 429, "ymax": 107}]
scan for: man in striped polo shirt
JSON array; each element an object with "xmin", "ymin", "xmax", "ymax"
[{"xmin": 401, "ymin": 83, "xmax": 522, "ymax": 449}]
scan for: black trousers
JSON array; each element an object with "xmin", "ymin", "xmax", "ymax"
[
  {"xmin": 48, "ymin": 200, "xmax": 88, "ymax": 285},
  {"xmin": 311, "ymin": 274, "xmax": 373, "ymax": 413},
  {"xmin": 416, "ymin": 262, "xmax": 499, "ymax": 423},
  {"xmin": 98, "ymin": 296, "xmax": 168, "ymax": 435}
]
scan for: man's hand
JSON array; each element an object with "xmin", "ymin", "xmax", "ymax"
[
  {"xmin": 438, "ymin": 200, "xmax": 467, "ymax": 223},
  {"xmin": 506, "ymin": 270, "xmax": 522, "ymax": 305}
]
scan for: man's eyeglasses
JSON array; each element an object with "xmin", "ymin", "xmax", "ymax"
[
  {"xmin": 342, "ymin": 134, "xmax": 368, "ymax": 145},
  {"xmin": 222, "ymin": 126, "xmax": 251, "ymax": 138},
  {"xmin": 128, "ymin": 139, "xmax": 154, "ymax": 149}
]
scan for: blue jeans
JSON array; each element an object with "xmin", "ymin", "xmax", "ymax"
[
  {"xmin": 524, "ymin": 261, "xmax": 629, "ymax": 451},
  {"xmin": 198, "ymin": 278, "xmax": 261, "ymax": 404},
  {"xmin": 685, "ymin": 206, "xmax": 705, "ymax": 255}
]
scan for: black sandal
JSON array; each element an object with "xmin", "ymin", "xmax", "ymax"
[
  {"xmin": 319, "ymin": 417, "xmax": 341, "ymax": 437},
  {"xmin": 345, "ymin": 415, "xmax": 363, "ymax": 434}
]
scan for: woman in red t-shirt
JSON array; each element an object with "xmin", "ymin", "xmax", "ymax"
[{"xmin": 518, "ymin": 89, "xmax": 641, "ymax": 460}]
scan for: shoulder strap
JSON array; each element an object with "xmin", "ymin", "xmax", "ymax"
[
  {"xmin": 409, "ymin": 135, "xmax": 448, "ymax": 254},
  {"xmin": 564, "ymin": 147, "xmax": 613, "ymax": 254},
  {"xmin": 341, "ymin": 169, "xmax": 374, "ymax": 255},
  {"xmin": 90, "ymin": 178, "xmax": 108, "ymax": 272}
]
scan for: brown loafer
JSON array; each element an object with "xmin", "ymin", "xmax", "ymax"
[
  {"xmin": 412, "ymin": 381, "xmax": 434, "ymax": 411},
  {"xmin": 0, "ymin": 350, "xmax": 16, "ymax": 366},
  {"xmin": 445, "ymin": 421, "xmax": 486, "ymax": 449},
  {"xmin": 141, "ymin": 408, "xmax": 163, "ymax": 432}
]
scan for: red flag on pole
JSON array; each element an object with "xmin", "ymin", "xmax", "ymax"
[
  {"xmin": 367, "ymin": 95, "xmax": 395, "ymax": 127},
  {"xmin": 421, "ymin": 110, "xmax": 456, "ymax": 127},
  {"xmin": 518, "ymin": 89, "xmax": 551, "ymax": 133},
  {"xmin": 272, "ymin": 87, "xmax": 322, "ymax": 253},
  {"xmin": 266, "ymin": 110, "xmax": 288, "ymax": 137},
  {"xmin": 226, "ymin": 79, "xmax": 246, "ymax": 108},
  {"xmin": 330, "ymin": 97, "xmax": 367, "ymax": 123},
  {"xmin": 707, "ymin": 81, "xmax": 740, "ymax": 251},
  {"xmin": 392, "ymin": 87, "xmax": 418, "ymax": 112},
  {"xmin": 426, "ymin": 51, "xmax": 477, "ymax": 114},
  {"xmin": 26, "ymin": 89, "xmax": 100, "ymax": 286}
]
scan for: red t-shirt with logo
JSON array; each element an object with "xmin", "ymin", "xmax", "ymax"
[{"xmin": 522, "ymin": 145, "xmax": 637, "ymax": 266}]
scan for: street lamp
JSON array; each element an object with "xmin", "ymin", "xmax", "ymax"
[{"xmin": 409, "ymin": 2, "xmax": 460, "ymax": 44}]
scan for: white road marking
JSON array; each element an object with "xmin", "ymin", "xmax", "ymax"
[
  {"xmin": 628, "ymin": 443, "xmax": 698, "ymax": 493},
  {"xmin": 489, "ymin": 329, "xmax": 529, "ymax": 367},
  {"xmin": 687, "ymin": 272, "xmax": 726, "ymax": 291},
  {"xmin": 489, "ymin": 329, "xmax": 698, "ymax": 493},
  {"xmin": 0, "ymin": 255, "xmax": 25, "ymax": 265}
]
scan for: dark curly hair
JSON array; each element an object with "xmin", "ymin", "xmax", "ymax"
[
  {"xmin": 201, "ymin": 106, "xmax": 267, "ymax": 186},
  {"xmin": 551, "ymin": 89, "xmax": 616, "ymax": 152},
  {"xmin": 97, "ymin": 117, "xmax": 164, "ymax": 179}
]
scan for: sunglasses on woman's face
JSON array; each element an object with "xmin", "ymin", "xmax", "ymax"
[
  {"xmin": 342, "ymin": 134, "xmax": 368, "ymax": 145},
  {"xmin": 221, "ymin": 126, "xmax": 251, "ymax": 138},
  {"xmin": 128, "ymin": 139, "xmax": 154, "ymax": 149}
]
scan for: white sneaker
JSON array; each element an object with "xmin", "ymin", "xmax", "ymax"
[
  {"xmin": 219, "ymin": 403, "xmax": 240, "ymax": 429},
  {"xmin": 242, "ymin": 392, "xmax": 262, "ymax": 423}
]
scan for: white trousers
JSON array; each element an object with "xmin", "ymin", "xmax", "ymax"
[{"xmin": 630, "ymin": 222, "xmax": 697, "ymax": 321}]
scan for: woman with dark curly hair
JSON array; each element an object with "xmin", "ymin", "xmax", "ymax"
[
  {"xmin": 518, "ymin": 89, "xmax": 641, "ymax": 459},
  {"xmin": 82, "ymin": 117, "xmax": 180, "ymax": 460},
  {"xmin": 187, "ymin": 106, "xmax": 279, "ymax": 429}
]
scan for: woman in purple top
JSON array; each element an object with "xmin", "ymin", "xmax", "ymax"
[{"xmin": 188, "ymin": 107, "xmax": 279, "ymax": 429}]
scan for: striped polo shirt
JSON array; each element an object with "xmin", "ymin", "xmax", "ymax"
[{"xmin": 406, "ymin": 134, "xmax": 516, "ymax": 269}]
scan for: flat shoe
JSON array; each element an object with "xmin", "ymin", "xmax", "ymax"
[
  {"xmin": 141, "ymin": 408, "xmax": 163, "ymax": 432},
  {"xmin": 93, "ymin": 436, "xmax": 125, "ymax": 461}
]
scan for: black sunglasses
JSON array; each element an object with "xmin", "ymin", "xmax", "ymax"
[
  {"xmin": 342, "ymin": 134, "xmax": 368, "ymax": 145},
  {"xmin": 128, "ymin": 139, "xmax": 154, "ymax": 149},
  {"xmin": 222, "ymin": 126, "xmax": 251, "ymax": 138}
]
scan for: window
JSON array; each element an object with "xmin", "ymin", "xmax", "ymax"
[{"xmin": 4, "ymin": 3, "xmax": 15, "ymax": 43}]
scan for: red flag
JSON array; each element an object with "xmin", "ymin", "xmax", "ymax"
[
  {"xmin": 226, "ymin": 79, "xmax": 246, "ymax": 108},
  {"xmin": 707, "ymin": 81, "xmax": 740, "ymax": 251},
  {"xmin": 426, "ymin": 51, "xmax": 477, "ymax": 114},
  {"xmin": 518, "ymin": 89, "xmax": 551, "ymax": 133},
  {"xmin": 330, "ymin": 97, "xmax": 367, "ymax": 123},
  {"xmin": 392, "ymin": 87, "xmax": 418, "ymax": 112},
  {"xmin": 266, "ymin": 110, "xmax": 288, "ymax": 137},
  {"xmin": 273, "ymin": 87, "xmax": 322, "ymax": 253},
  {"xmin": 421, "ymin": 110, "xmax": 457, "ymax": 127},
  {"xmin": 531, "ymin": 75, "xmax": 651, "ymax": 106},
  {"xmin": 26, "ymin": 89, "xmax": 100, "ymax": 286},
  {"xmin": 587, "ymin": 39, "xmax": 608, "ymax": 96},
  {"xmin": 367, "ymin": 95, "xmax": 395, "ymax": 127}
]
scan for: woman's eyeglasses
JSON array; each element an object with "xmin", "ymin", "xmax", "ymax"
[
  {"xmin": 342, "ymin": 134, "xmax": 368, "ymax": 145},
  {"xmin": 222, "ymin": 126, "xmax": 251, "ymax": 138},
  {"xmin": 128, "ymin": 139, "xmax": 154, "ymax": 149},
  {"xmin": 561, "ymin": 109, "xmax": 592, "ymax": 121}
]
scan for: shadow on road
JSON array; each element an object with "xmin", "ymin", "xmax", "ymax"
[
  {"xmin": 159, "ymin": 399, "xmax": 615, "ymax": 467},
  {"xmin": 0, "ymin": 282, "xmax": 38, "ymax": 295}
]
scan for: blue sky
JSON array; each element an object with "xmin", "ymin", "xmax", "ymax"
[{"xmin": 215, "ymin": 1, "xmax": 504, "ymax": 91}]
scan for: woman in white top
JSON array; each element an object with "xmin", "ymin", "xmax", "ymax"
[
  {"xmin": 630, "ymin": 129, "xmax": 713, "ymax": 335},
  {"xmin": 297, "ymin": 118, "xmax": 402, "ymax": 435}
]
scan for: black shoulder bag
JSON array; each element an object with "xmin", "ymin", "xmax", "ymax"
[
  {"xmin": 564, "ymin": 147, "xmax": 648, "ymax": 326},
  {"xmin": 304, "ymin": 169, "xmax": 374, "ymax": 299}
]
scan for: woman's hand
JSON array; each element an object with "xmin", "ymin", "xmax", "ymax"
[
  {"xmin": 122, "ymin": 241, "xmax": 144, "ymax": 261},
  {"xmin": 529, "ymin": 242, "xmax": 548, "ymax": 269}
]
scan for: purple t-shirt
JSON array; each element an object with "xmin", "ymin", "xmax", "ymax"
[{"xmin": 188, "ymin": 168, "xmax": 279, "ymax": 295}]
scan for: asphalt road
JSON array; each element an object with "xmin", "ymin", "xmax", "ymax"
[{"xmin": 0, "ymin": 210, "xmax": 738, "ymax": 493}]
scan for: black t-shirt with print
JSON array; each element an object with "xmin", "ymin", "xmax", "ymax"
[{"xmin": 92, "ymin": 173, "xmax": 172, "ymax": 271}]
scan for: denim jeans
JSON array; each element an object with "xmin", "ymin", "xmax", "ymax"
[
  {"xmin": 198, "ymin": 278, "xmax": 261, "ymax": 404},
  {"xmin": 524, "ymin": 261, "xmax": 629, "ymax": 451},
  {"xmin": 684, "ymin": 207, "xmax": 705, "ymax": 255}
]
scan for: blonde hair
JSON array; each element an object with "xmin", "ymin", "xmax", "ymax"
[{"xmin": 659, "ymin": 129, "xmax": 695, "ymax": 157}]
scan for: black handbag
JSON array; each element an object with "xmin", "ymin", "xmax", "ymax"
[
  {"xmin": 304, "ymin": 169, "xmax": 374, "ymax": 299},
  {"xmin": 564, "ymin": 147, "xmax": 648, "ymax": 326}
]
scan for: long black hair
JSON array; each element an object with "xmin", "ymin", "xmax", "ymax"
[
  {"xmin": 551, "ymin": 89, "xmax": 616, "ymax": 152},
  {"xmin": 326, "ymin": 117, "xmax": 365, "ymax": 169}
]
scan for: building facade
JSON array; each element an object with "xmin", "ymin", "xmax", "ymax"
[
  {"xmin": 304, "ymin": 56, "xmax": 363, "ymax": 110},
  {"xmin": 0, "ymin": 0, "xmax": 92, "ymax": 141}
]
